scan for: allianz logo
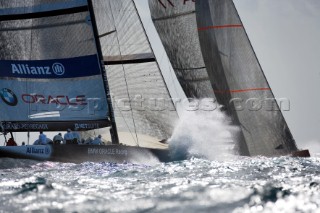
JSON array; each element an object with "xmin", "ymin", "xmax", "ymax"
[{"xmin": 11, "ymin": 62, "xmax": 65, "ymax": 76}]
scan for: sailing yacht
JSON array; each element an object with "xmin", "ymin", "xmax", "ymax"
[
  {"xmin": 149, "ymin": 0, "xmax": 309, "ymax": 157},
  {"xmin": 0, "ymin": 0, "xmax": 179, "ymax": 163},
  {"xmin": 0, "ymin": 0, "xmax": 309, "ymax": 162}
]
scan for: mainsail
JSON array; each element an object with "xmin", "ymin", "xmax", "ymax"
[
  {"xmin": 196, "ymin": 0, "xmax": 298, "ymax": 156},
  {"xmin": 0, "ymin": 0, "xmax": 112, "ymax": 132},
  {"xmin": 88, "ymin": 0, "xmax": 179, "ymax": 145},
  {"xmin": 149, "ymin": 0, "xmax": 214, "ymax": 99}
]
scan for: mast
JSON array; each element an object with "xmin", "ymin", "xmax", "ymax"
[{"xmin": 87, "ymin": 0, "xmax": 119, "ymax": 144}]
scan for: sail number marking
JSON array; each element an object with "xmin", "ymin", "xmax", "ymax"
[{"xmin": 158, "ymin": 0, "xmax": 195, "ymax": 9}]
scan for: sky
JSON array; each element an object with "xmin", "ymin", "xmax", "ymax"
[
  {"xmin": 134, "ymin": 0, "xmax": 320, "ymax": 151},
  {"xmin": 8, "ymin": 0, "xmax": 320, "ymax": 153}
]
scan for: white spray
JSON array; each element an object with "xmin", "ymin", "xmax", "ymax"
[{"xmin": 168, "ymin": 106, "xmax": 240, "ymax": 161}]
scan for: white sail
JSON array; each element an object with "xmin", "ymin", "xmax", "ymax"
[{"xmin": 86, "ymin": 0, "xmax": 179, "ymax": 145}]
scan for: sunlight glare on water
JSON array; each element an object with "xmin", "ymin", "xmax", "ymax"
[{"xmin": 0, "ymin": 156, "xmax": 319, "ymax": 212}]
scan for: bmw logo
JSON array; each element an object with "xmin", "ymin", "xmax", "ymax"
[
  {"xmin": 0, "ymin": 88, "xmax": 18, "ymax": 106},
  {"xmin": 52, "ymin": 63, "xmax": 65, "ymax": 76}
]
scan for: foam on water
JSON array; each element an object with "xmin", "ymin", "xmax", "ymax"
[{"xmin": 168, "ymin": 108, "xmax": 239, "ymax": 161}]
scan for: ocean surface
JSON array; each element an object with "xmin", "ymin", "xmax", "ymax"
[{"xmin": 0, "ymin": 155, "xmax": 319, "ymax": 213}]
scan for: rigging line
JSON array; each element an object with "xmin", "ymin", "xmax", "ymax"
[
  {"xmin": 108, "ymin": 0, "xmax": 139, "ymax": 146},
  {"xmin": 133, "ymin": 0, "xmax": 179, "ymax": 120},
  {"xmin": 111, "ymin": 92, "xmax": 139, "ymax": 145}
]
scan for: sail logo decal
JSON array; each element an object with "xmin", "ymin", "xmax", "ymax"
[
  {"xmin": 12, "ymin": 64, "xmax": 51, "ymax": 75},
  {"xmin": 0, "ymin": 55, "xmax": 101, "ymax": 79},
  {"xmin": 0, "ymin": 88, "xmax": 18, "ymax": 106},
  {"xmin": 11, "ymin": 63, "xmax": 65, "ymax": 76},
  {"xmin": 52, "ymin": 63, "xmax": 65, "ymax": 76}
]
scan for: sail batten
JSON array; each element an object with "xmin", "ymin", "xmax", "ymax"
[{"xmin": 103, "ymin": 53, "xmax": 156, "ymax": 65}]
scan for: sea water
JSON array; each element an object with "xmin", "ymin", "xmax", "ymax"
[
  {"xmin": 0, "ymin": 156, "xmax": 319, "ymax": 212},
  {"xmin": 1, "ymin": 111, "xmax": 319, "ymax": 212}
]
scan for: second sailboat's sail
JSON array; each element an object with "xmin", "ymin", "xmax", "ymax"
[
  {"xmin": 149, "ymin": 0, "xmax": 214, "ymax": 99},
  {"xmin": 196, "ymin": 0, "xmax": 298, "ymax": 156}
]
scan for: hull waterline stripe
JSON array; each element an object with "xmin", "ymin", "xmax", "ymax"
[
  {"xmin": 198, "ymin": 24, "xmax": 243, "ymax": 31},
  {"xmin": 214, "ymin": 88, "xmax": 271, "ymax": 94}
]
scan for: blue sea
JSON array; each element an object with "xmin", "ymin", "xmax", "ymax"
[{"xmin": 0, "ymin": 155, "xmax": 319, "ymax": 213}]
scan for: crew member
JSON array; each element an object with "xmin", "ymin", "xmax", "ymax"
[
  {"xmin": 53, "ymin": 133, "xmax": 63, "ymax": 144},
  {"xmin": 6, "ymin": 138, "xmax": 17, "ymax": 146},
  {"xmin": 64, "ymin": 129, "xmax": 73, "ymax": 144},
  {"xmin": 90, "ymin": 135, "xmax": 102, "ymax": 145},
  {"xmin": 72, "ymin": 127, "xmax": 81, "ymax": 144},
  {"xmin": 39, "ymin": 131, "xmax": 47, "ymax": 145}
]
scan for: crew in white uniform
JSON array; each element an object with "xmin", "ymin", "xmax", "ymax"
[
  {"xmin": 39, "ymin": 131, "xmax": 47, "ymax": 145},
  {"xmin": 64, "ymin": 129, "xmax": 74, "ymax": 144},
  {"xmin": 90, "ymin": 135, "xmax": 102, "ymax": 145}
]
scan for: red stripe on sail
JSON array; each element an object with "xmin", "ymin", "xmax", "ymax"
[
  {"xmin": 214, "ymin": 88, "xmax": 271, "ymax": 94},
  {"xmin": 198, "ymin": 24, "xmax": 243, "ymax": 31}
]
